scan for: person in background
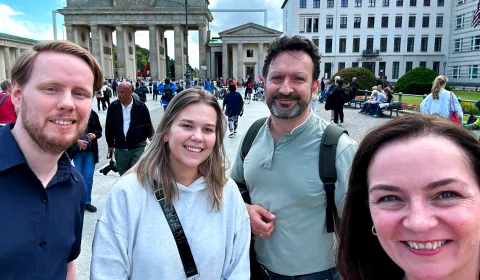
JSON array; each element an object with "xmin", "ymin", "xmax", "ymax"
[
  {"xmin": 134, "ymin": 82, "xmax": 149, "ymax": 103},
  {"xmin": 349, "ymin": 77, "xmax": 359, "ymax": 101},
  {"xmin": 101, "ymin": 81, "xmax": 112, "ymax": 108},
  {"xmin": 319, "ymin": 77, "xmax": 326, "ymax": 103},
  {"xmin": 91, "ymin": 88, "xmax": 250, "ymax": 279},
  {"xmin": 0, "ymin": 79, "xmax": 16, "ymax": 126},
  {"xmin": 152, "ymin": 80, "xmax": 159, "ymax": 101},
  {"xmin": 337, "ymin": 114, "xmax": 480, "ymax": 280},
  {"xmin": 158, "ymin": 78, "xmax": 178, "ymax": 111},
  {"xmin": 329, "ymin": 78, "xmax": 346, "ymax": 126},
  {"xmin": 464, "ymin": 100, "xmax": 480, "ymax": 130},
  {"xmin": 112, "ymin": 79, "xmax": 118, "ymax": 97},
  {"xmin": 222, "ymin": 83, "xmax": 244, "ymax": 138},
  {"xmin": 326, "ymin": 76, "xmax": 341, "ymax": 122},
  {"xmin": 204, "ymin": 78, "xmax": 213, "ymax": 95}
]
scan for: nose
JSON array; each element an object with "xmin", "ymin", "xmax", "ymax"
[
  {"xmin": 278, "ymin": 78, "xmax": 293, "ymax": 95},
  {"xmin": 190, "ymin": 127, "xmax": 203, "ymax": 142},
  {"xmin": 57, "ymin": 90, "xmax": 76, "ymax": 111},
  {"xmin": 402, "ymin": 201, "xmax": 438, "ymax": 233}
]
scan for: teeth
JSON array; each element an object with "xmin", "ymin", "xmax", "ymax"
[
  {"xmin": 406, "ymin": 241, "xmax": 447, "ymax": 250},
  {"xmin": 185, "ymin": 146, "xmax": 202, "ymax": 153},
  {"xmin": 55, "ymin": 120, "xmax": 73, "ymax": 125}
]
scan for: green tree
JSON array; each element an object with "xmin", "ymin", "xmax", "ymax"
[
  {"xmin": 329, "ymin": 68, "xmax": 376, "ymax": 90},
  {"xmin": 393, "ymin": 67, "xmax": 438, "ymax": 95},
  {"xmin": 135, "ymin": 44, "xmax": 149, "ymax": 72}
]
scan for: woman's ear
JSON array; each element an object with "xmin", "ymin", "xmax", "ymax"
[{"xmin": 162, "ymin": 133, "xmax": 168, "ymax": 142}]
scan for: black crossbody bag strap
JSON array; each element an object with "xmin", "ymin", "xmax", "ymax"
[
  {"xmin": 153, "ymin": 182, "xmax": 199, "ymax": 279},
  {"xmin": 0, "ymin": 93, "xmax": 10, "ymax": 106}
]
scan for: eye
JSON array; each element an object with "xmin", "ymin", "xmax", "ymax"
[
  {"xmin": 44, "ymin": 87, "xmax": 57, "ymax": 92},
  {"xmin": 74, "ymin": 92, "xmax": 86, "ymax": 97},
  {"xmin": 378, "ymin": 195, "xmax": 400, "ymax": 203},
  {"xmin": 295, "ymin": 77, "xmax": 306, "ymax": 81},
  {"xmin": 437, "ymin": 191, "xmax": 458, "ymax": 199},
  {"xmin": 203, "ymin": 128, "xmax": 214, "ymax": 133},
  {"xmin": 181, "ymin": 124, "xmax": 193, "ymax": 129}
]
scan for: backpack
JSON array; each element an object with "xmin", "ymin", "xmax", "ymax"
[
  {"xmin": 240, "ymin": 117, "xmax": 348, "ymax": 233},
  {"xmin": 0, "ymin": 93, "xmax": 10, "ymax": 106},
  {"xmin": 247, "ymin": 82, "xmax": 253, "ymax": 90},
  {"xmin": 95, "ymin": 90, "xmax": 103, "ymax": 99},
  {"xmin": 105, "ymin": 87, "xmax": 112, "ymax": 98},
  {"xmin": 163, "ymin": 86, "xmax": 174, "ymax": 102}
]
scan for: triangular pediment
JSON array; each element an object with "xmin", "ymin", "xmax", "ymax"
[{"xmin": 219, "ymin": 22, "xmax": 283, "ymax": 37}]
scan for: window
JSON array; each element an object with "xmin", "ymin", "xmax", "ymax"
[
  {"xmin": 437, "ymin": 0, "xmax": 443, "ymax": 5},
  {"xmin": 382, "ymin": 16, "xmax": 389, "ymax": 27},
  {"xmin": 453, "ymin": 66, "xmax": 460, "ymax": 78},
  {"xmin": 352, "ymin": 62, "xmax": 359, "ymax": 68},
  {"xmin": 456, "ymin": 14, "xmax": 465, "ymax": 29},
  {"xmin": 436, "ymin": 15, "xmax": 443, "ymax": 27},
  {"xmin": 368, "ymin": 16, "xmax": 375, "ymax": 28},
  {"xmin": 422, "ymin": 16, "xmax": 429, "ymax": 27},
  {"xmin": 312, "ymin": 38, "xmax": 319, "ymax": 47},
  {"xmin": 340, "ymin": 17, "xmax": 348, "ymax": 28},
  {"xmin": 407, "ymin": 37, "xmax": 415, "ymax": 52},
  {"xmin": 353, "ymin": 37, "xmax": 360, "ymax": 52},
  {"xmin": 306, "ymin": 18, "xmax": 312, "ymax": 32},
  {"xmin": 339, "ymin": 38, "xmax": 347, "ymax": 52},
  {"xmin": 313, "ymin": 0, "xmax": 320, "ymax": 7},
  {"xmin": 392, "ymin": 62, "xmax": 400, "ymax": 79},
  {"xmin": 420, "ymin": 61, "xmax": 427, "ymax": 67},
  {"xmin": 325, "ymin": 63, "xmax": 332, "ymax": 78},
  {"xmin": 325, "ymin": 38, "xmax": 333, "ymax": 53},
  {"xmin": 355, "ymin": 0, "xmax": 362, "ymax": 6},
  {"xmin": 433, "ymin": 61, "xmax": 440, "ymax": 73},
  {"xmin": 421, "ymin": 37, "xmax": 428, "ymax": 51},
  {"xmin": 457, "ymin": 0, "xmax": 465, "ymax": 5},
  {"xmin": 394, "ymin": 37, "xmax": 401, "ymax": 52},
  {"xmin": 410, "ymin": 0, "xmax": 416, "ymax": 6},
  {"xmin": 397, "ymin": 0, "xmax": 403, "ymax": 6},
  {"xmin": 454, "ymin": 39, "xmax": 462, "ymax": 52},
  {"xmin": 300, "ymin": 17, "xmax": 306, "ymax": 33},
  {"xmin": 354, "ymin": 17, "xmax": 361, "ymax": 28},
  {"xmin": 300, "ymin": 0, "xmax": 306, "ymax": 8},
  {"xmin": 369, "ymin": 0, "xmax": 376, "ymax": 6},
  {"xmin": 383, "ymin": 0, "xmax": 390, "ymax": 5},
  {"xmin": 409, "ymin": 16, "xmax": 416, "ymax": 27},
  {"xmin": 338, "ymin": 62, "xmax": 346, "ymax": 71},
  {"xmin": 247, "ymin": 49, "xmax": 254, "ymax": 57},
  {"xmin": 406, "ymin": 61, "xmax": 413, "ymax": 72},
  {"xmin": 301, "ymin": 16, "xmax": 319, "ymax": 33},
  {"xmin": 326, "ymin": 16, "xmax": 334, "ymax": 29},
  {"xmin": 313, "ymin": 18, "xmax": 319, "ymax": 32},
  {"xmin": 395, "ymin": 16, "xmax": 402, "ymax": 27},
  {"xmin": 367, "ymin": 38, "xmax": 374, "ymax": 50},
  {"xmin": 327, "ymin": 0, "xmax": 334, "ymax": 7},
  {"xmin": 472, "ymin": 35, "xmax": 480, "ymax": 50},
  {"xmin": 341, "ymin": 0, "xmax": 348, "ymax": 7},
  {"xmin": 434, "ymin": 36, "xmax": 442, "ymax": 51},
  {"xmin": 380, "ymin": 37, "xmax": 388, "ymax": 52},
  {"xmin": 424, "ymin": 0, "xmax": 430, "ymax": 6}
]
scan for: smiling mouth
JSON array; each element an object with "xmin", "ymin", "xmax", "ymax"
[
  {"xmin": 52, "ymin": 120, "xmax": 75, "ymax": 126},
  {"xmin": 403, "ymin": 240, "xmax": 450, "ymax": 250},
  {"xmin": 184, "ymin": 146, "xmax": 203, "ymax": 153}
]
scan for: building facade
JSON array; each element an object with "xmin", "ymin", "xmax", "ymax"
[
  {"xmin": 0, "ymin": 33, "xmax": 38, "ymax": 81},
  {"xmin": 282, "ymin": 0, "xmax": 480, "ymax": 84},
  {"xmin": 208, "ymin": 23, "xmax": 283, "ymax": 80}
]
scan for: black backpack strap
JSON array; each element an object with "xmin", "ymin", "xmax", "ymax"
[
  {"xmin": 0, "ymin": 93, "xmax": 10, "ymax": 105},
  {"xmin": 320, "ymin": 124, "xmax": 348, "ymax": 233},
  {"xmin": 153, "ymin": 182, "xmax": 199, "ymax": 279},
  {"xmin": 241, "ymin": 117, "xmax": 268, "ymax": 161}
]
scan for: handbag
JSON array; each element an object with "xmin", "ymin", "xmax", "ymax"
[
  {"xmin": 153, "ymin": 182, "xmax": 200, "ymax": 279},
  {"xmin": 449, "ymin": 92, "xmax": 461, "ymax": 125}
]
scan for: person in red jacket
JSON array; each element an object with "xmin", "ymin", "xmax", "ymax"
[{"xmin": 0, "ymin": 79, "xmax": 16, "ymax": 126}]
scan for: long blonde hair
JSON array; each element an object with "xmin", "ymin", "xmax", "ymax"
[
  {"xmin": 431, "ymin": 75, "xmax": 448, "ymax": 100},
  {"xmin": 133, "ymin": 88, "xmax": 229, "ymax": 211}
]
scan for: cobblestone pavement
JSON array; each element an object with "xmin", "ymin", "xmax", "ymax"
[{"xmin": 76, "ymin": 93, "xmax": 396, "ymax": 279}]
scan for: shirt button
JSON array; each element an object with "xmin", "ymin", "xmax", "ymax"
[
  {"xmin": 39, "ymin": 241, "xmax": 46, "ymax": 247},
  {"xmin": 41, "ymin": 197, "xmax": 47, "ymax": 203}
]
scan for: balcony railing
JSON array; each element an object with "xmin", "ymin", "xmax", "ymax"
[{"xmin": 362, "ymin": 49, "xmax": 380, "ymax": 57}]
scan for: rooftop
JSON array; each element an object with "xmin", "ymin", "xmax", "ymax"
[{"xmin": 0, "ymin": 33, "xmax": 39, "ymax": 44}]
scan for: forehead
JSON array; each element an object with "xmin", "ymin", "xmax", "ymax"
[
  {"xmin": 175, "ymin": 102, "xmax": 217, "ymax": 123},
  {"xmin": 268, "ymin": 51, "xmax": 314, "ymax": 76}
]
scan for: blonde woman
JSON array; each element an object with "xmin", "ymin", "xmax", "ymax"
[
  {"xmin": 91, "ymin": 88, "xmax": 251, "ymax": 279},
  {"xmin": 420, "ymin": 75, "xmax": 463, "ymax": 123}
]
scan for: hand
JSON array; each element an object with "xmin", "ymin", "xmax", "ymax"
[
  {"xmin": 108, "ymin": 147, "xmax": 114, "ymax": 154},
  {"xmin": 246, "ymin": 204, "xmax": 276, "ymax": 240},
  {"xmin": 87, "ymin": 133, "xmax": 96, "ymax": 141},
  {"xmin": 77, "ymin": 140, "xmax": 88, "ymax": 151}
]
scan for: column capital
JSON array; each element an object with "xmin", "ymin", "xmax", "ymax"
[
  {"xmin": 237, "ymin": 42, "xmax": 243, "ymax": 46},
  {"xmin": 116, "ymin": 25, "xmax": 123, "ymax": 31},
  {"xmin": 148, "ymin": 24, "xmax": 156, "ymax": 29}
]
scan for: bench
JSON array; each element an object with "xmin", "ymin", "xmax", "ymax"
[
  {"xmin": 385, "ymin": 102, "xmax": 404, "ymax": 117},
  {"xmin": 351, "ymin": 96, "xmax": 366, "ymax": 108}
]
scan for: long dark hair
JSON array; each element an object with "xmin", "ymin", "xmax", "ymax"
[{"xmin": 337, "ymin": 114, "xmax": 480, "ymax": 280}]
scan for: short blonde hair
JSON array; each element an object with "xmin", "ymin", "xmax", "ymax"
[{"xmin": 11, "ymin": 41, "xmax": 103, "ymax": 92}]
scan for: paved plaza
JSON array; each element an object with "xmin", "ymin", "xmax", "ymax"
[{"xmin": 76, "ymin": 90, "xmax": 393, "ymax": 279}]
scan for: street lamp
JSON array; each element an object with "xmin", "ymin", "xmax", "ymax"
[
  {"xmin": 184, "ymin": 0, "xmax": 191, "ymax": 89},
  {"xmin": 443, "ymin": 61, "xmax": 447, "ymax": 76}
]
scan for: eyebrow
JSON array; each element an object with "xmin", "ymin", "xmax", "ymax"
[
  {"xmin": 369, "ymin": 178, "xmax": 466, "ymax": 194},
  {"xmin": 179, "ymin": 119, "xmax": 216, "ymax": 128}
]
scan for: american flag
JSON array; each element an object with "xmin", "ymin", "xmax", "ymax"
[{"xmin": 473, "ymin": 0, "xmax": 480, "ymax": 28}]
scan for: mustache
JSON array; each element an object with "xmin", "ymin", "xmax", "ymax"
[{"xmin": 270, "ymin": 92, "xmax": 302, "ymax": 101}]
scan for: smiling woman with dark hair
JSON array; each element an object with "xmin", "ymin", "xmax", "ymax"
[{"xmin": 337, "ymin": 114, "xmax": 480, "ymax": 280}]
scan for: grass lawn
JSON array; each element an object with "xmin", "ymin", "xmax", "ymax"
[{"xmin": 399, "ymin": 91, "xmax": 480, "ymax": 105}]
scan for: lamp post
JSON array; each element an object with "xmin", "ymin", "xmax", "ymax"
[
  {"xmin": 443, "ymin": 61, "xmax": 447, "ymax": 76},
  {"xmin": 184, "ymin": 0, "xmax": 191, "ymax": 89}
]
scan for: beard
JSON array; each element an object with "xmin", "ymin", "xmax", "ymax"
[
  {"xmin": 20, "ymin": 97, "xmax": 87, "ymax": 155},
  {"xmin": 266, "ymin": 91, "xmax": 311, "ymax": 119}
]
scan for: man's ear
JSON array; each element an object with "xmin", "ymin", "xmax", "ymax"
[
  {"xmin": 311, "ymin": 79, "xmax": 320, "ymax": 98},
  {"xmin": 10, "ymin": 82, "xmax": 22, "ymax": 111}
]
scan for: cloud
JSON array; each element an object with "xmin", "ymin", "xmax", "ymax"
[{"xmin": 0, "ymin": 4, "xmax": 54, "ymax": 40}]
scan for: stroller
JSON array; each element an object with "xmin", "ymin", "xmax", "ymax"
[{"xmin": 254, "ymin": 88, "xmax": 264, "ymax": 101}]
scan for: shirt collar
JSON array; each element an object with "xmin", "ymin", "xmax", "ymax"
[
  {"xmin": 122, "ymin": 97, "xmax": 134, "ymax": 110},
  {"xmin": 267, "ymin": 110, "xmax": 315, "ymax": 137}
]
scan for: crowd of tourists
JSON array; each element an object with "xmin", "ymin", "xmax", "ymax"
[{"xmin": 1, "ymin": 36, "xmax": 480, "ymax": 280}]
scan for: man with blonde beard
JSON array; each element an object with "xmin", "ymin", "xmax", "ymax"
[{"xmin": 0, "ymin": 41, "xmax": 103, "ymax": 280}]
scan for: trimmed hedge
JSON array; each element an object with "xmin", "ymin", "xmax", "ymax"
[
  {"xmin": 328, "ymin": 68, "xmax": 376, "ymax": 91},
  {"xmin": 393, "ymin": 67, "xmax": 438, "ymax": 95}
]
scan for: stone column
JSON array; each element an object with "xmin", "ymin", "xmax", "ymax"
[
  {"xmin": 258, "ymin": 43, "xmax": 264, "ymax": 78},
  {"xmin": 210, "ymin": 52, "xmax": 215, "ymax": 79},
  {"xmin": 66, "ymin": 24, "xmax": 74, "ymax": 42},
  {"xmin": 173, "ymin": 25, "xmax": 184, "ymax": 81},
  {"xmin": 222, "ymin": 43, "xmax": 228, "ymax": 80},
  {"xmin": 4, "ymin": 47, "xmax": 11, "ymax": 79},
  {"xmin": 198, "ymin": 24, "xmax": 208, "ymax": 79},
  {"xmin": 116, "ymin": 25, "xmax": 126, "ymax": 79},
  {"xmin": 15, "ymin": 48, "xmax": 21, "ymax": 60},
  {"xmin": 237, "ymin": 43, "xmax": 243, "ymax": 80},
  {"xmin": 157, "ymin": 26, "xmax": 166, "ymax": 80},
  {"xmin": 90, "ymin": 25, "xmax": 102, "ymax": 70},
  {"xmin": 148, "ymin": 25, "xmax": 159, "ymax": 81}
]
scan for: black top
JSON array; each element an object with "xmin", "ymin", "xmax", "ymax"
[
  {"xmin": 0, "ymin": 123, "xmax": 85, "ymax": 280},
  {"xmin": 67, "ymin": 110, "xmax": 102, "ymax": 164},
  {"xmin": 223, "ymin": 91, "xmax": 244, "ymax": 117},
  {"xmin": 105, "ymin": 98, "xmax": 154, "ymax": 150}
]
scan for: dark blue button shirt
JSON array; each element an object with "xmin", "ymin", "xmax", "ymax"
[
  {"xmin": 223, "ymin": 91, "xmax": 244, "ymax": 117},
  {"xmin": 0, "ymin": 124, "xmax": 86, "ymax": 280}
]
